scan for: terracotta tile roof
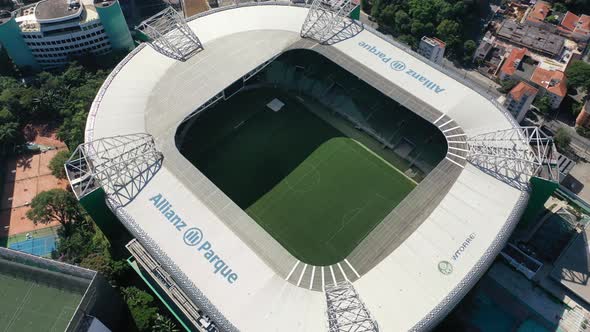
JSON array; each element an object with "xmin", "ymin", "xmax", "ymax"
[
  {"xmin": 500, "ymin": 47, "xmax": 527, "ymax": 76},
  {"xmin": 509, "ymin": 82, "xmax": 538, "ymax": 102},
  {"xmin": 559, "ymin": 12, "xmax": 590, "ymax": 37},
  {"xmin": 561, "ymin": 11, "xmax": 579, "ymax": 31},
  {"xmin": 431, "ymin": 37, "xmax": 446, "ymax": 48},
  {"xmin": 527, "ymin": 1, "xmax": 551, "ymax": 23},
  {"xmin": 530, "ymin": 67, "xmax": 567, "ymax": 97},
  {"xmin": 577, "ymin": 15, "xmax": 590, "ymax": 35}
]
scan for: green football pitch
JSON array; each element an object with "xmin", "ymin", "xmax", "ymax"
[
  {"xmin": 0, "ymin": 273, "xmax": 82, "ymax": 331},
  {"xmin": 180, "ymin": 88, "xmax": 416, "ymax": 265}
]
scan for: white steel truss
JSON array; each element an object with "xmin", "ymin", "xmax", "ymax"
[
  {"xmin": 301, "ymin": 0, "xmax": 363, "ymax": 45},
  {"xmin": 325, "ymin": 281, "xmax": 379, "ymax": 332},
  {"xmin": 65, "ymin": 133, "xmax": 163, "ymax": 206},
  {"xmin": 137, "ymin": 6, "xmax": 203, "ymax": 61},
  {"xmin": 467, "ymin": 126, "xmax": 558, "ymax": 189}
]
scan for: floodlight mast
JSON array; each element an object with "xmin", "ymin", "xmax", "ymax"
[
  {"xmin": 136, "ymin": 6, "xmax": 203, "ymax": 61},
  {"xmin": 65, "ymin": 133, "xmax": 163, "ymax": 207},
  {"xmin": 467, "ymin": 126, "xmax": 559, "ymax": 189},
  {"xmin": 301, "ymin": 0, "xmax": 363, "ymax": 45},
  {"xmin": 325, "ymin": 281, "xmax": 379, "ymax": 332}
]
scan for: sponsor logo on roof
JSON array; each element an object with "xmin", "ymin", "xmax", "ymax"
[
  {"xmin": 358, "ymin": 41, "xmax": 446, "ymax": 94},
  {"xmin": 149, "ymin": 193, "xmax": 239, "ymax": 284}
]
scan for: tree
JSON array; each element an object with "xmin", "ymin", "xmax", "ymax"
[
  {"xmin": 26, "ymin": 189, "xmax": 82, "ymax": 235},
  {"xmin": 576, "ymin": 126, "xmax": 590, "ymax": 139},
  {"xmin": 49, "ymin": 150, "xmax": 70, "ymax": 179},
  {"xmin": 122, "ymin": 287, "xmax": 159, "ymax": 331},
  {"xmin": 462, "ymin": 40, "xmax": 477, "ymax": 65},
  {"xmin": 552, "ymin": 2, "xmax": 568, "ymax": 13},
  {"xmin": 436, "ymin": 19, "xmax": 461, "ymax": 50},
  {"xmin": 497, "ymin": 79, "xmax": 518, "ymax": 94},
  {"xmin": 572, "ymin": 101, "xmax": 583, "ymax": 116},
  {"xmin": 534, "ymin": 95, "xmax": 552, "ymax": 115},
  {"xmin": 152, "ymin": 314, "xmax": 179, "ymax": 332},
  {"xmin": 0, "ymin": 121, "xmax": 21, "ymax": 155},
  {"xmin": 554, "ymin": 127, "xmax": 572, "ymax": 151},
  {"xmin": 566, "ymin": 60, "xmax": 590, "ymax": 93}
]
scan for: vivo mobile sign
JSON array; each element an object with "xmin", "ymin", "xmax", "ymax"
[
  {"xmin": 358, "ymin": 41, "xmax": 446, "ymax": 94},
  {"xmin": 149, "ymin": 193, "xmax": 239, "ymax": 285}
]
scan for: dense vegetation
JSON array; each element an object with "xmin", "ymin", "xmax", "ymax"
[
  {"xmin": 0, "ymin": 50, "xmax": 180, "ymax": 330},
  {"xmin": 366, "ymin": 0, "xmax": 483, "ymax": 63}
]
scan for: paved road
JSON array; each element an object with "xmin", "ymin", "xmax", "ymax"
[
  {"xmin": 358, "ymin": 11, "xmax": 502, "ymax": 99},
  {"xmin": 544, "ymin": 120, "xmax": 590, "ymax": 159}
]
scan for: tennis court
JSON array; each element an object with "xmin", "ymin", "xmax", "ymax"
[
  {"xmin": 9, "ymin": 234, "xmax": 57, "ymax": 257},
  {"xmin": 5, "ymin": 227, "xmax": 59, "ymax": 257},
  {"xmin": 0, "ymin": 273, "xmax": 81, "ymax": 332}
]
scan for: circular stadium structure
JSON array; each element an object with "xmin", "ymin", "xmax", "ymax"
[{"xmin": 65, "ymin": 3, "xmax": 559, "ymax": 331}]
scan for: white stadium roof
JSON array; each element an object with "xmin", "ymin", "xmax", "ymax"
[{"xmin": 84, "ymin": 4, "xmax": 533, "ymax": 331}]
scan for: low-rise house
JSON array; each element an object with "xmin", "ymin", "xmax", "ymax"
[
  {"xmin": 529, "ymin": 67, "xmax": 567, "ymax": 109},
  {"xmin": 504, "ymin": 81, "xmax": 538, "ymax": 122},
  {"xmin": 499, "ymin": 47, "xmax": 528, "ymax": 80},
  {"xmin": 559, "ymin": 11, "xmax": 590, "ymax": 41},
  {"xmin": 473, "ymin": 31, "xmax": 495, "ymax": 61},
  {"xmin": 525, "ymin": 0, "xmax": 551, "ymax": 27}
]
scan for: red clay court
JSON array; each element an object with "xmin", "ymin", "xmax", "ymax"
[{"xmin": 0, "ymin": 129, "xmax": 68, "ymax": 239}]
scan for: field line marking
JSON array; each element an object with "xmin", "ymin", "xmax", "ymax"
[
  {"xmin": 433, "ymin": 114, "xmax": 445, "ymax": 124},
  {"xmin": 322, "ymin": 267, "xmax": 325, "ymax": 292},
  {"xmin": 286, "ymin": 261, "xmax": 300, "ymax": 280},
  {"xmin": 348, "ymin": 139, "xmax": 418, "ymax": 185},
  {"xmin": 447, "ymin": 151, "xmax": 467, "ymax": 160},
  {"xmin": 338, "ymin": 263, "xmax": 349, "ymax": 282},
  {"xmin": 344, "ymin": 259, "xmax": 361, "ymax": 278},
  {"xmin": 329, "ymin": 265, "xmax": 337, "ymax": 286},
  {"xmin": 442, "ymin": 126, "xmax": 461, "ymax": 133},
  {"xmin": 445, "ymin": 157, "xmax": 465, "ymax": 168},
  {"xmin": 438, "ymin": 119, "xmax": 453, "ymax": 128},
  {"xmin": 310, "ymin": 266, "xmax": 316, "ymax": 290}
]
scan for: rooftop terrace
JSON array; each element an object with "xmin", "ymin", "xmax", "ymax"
[
  {"xmin": 498, "ymin": 20, "xmax": 565, "ymax": 57},
  {"xmin": 35, "ymin": 0, "xmax": 83, "ymax": 22}
]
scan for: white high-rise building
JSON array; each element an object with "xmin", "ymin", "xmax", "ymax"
[
  {"xmin": 0, "ymin": 0, "xmax": 134, "ymax": 70},
  {"xmin": 418, "ymin": 36, "xmax": 446, "ymax": 64}
]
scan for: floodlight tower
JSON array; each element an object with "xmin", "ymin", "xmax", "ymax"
[
  {"xmin": 301, "ymin": 0, "xmax": 363, "ymax": 45},
  {"xmin": 65, "ymin": 133, "xmax": 163, "ymax": 207},
  {"xmin": 136, "ymin": 6, "xmax": 203, "ymax": 61},
  {"xmin": 467, "ymin": 126, "xmax": 558, "ymax": 189},
  {"xmin": 325, "ymin": 281, "xmax": 379, "ymax": 332}
]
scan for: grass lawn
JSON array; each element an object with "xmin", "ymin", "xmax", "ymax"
[
  {"xmin": 0, "ymin": 273, "xmax": 81, "ymax": 331},
  {"xmin": 247, "ymin": 137, "xmax": 415, "ymax": 265},
  {"xmin": 180, "ymin": 88, "xmax": 416, "ymax": 265}
]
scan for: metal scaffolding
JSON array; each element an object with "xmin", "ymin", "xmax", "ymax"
[
  {"xmin": 137, "ymin": 6, "xmax": 203, "ymax": 61},
  {"xmin": 301, "ymin": 0, "xmax": 363, "ymax": 45},
  {"xmin": 467, "ymin": 126, "xmax": 558, "ymax": 189},
  {"xmin": 325, "ymin": 281, "xmax": 379, "ymax": 332},
  {"xmin": 65, "ymin": 133, "xmax": 163, "ymax": 206}
]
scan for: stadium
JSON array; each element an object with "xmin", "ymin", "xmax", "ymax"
[{"xmin": 65, "ymin": 2, "xmax": 558, "ymax": 331}]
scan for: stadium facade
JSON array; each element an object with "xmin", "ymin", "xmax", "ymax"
[{"xmin": 66, "ymin": 3, "xmax": 557, "ymax": 331}]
